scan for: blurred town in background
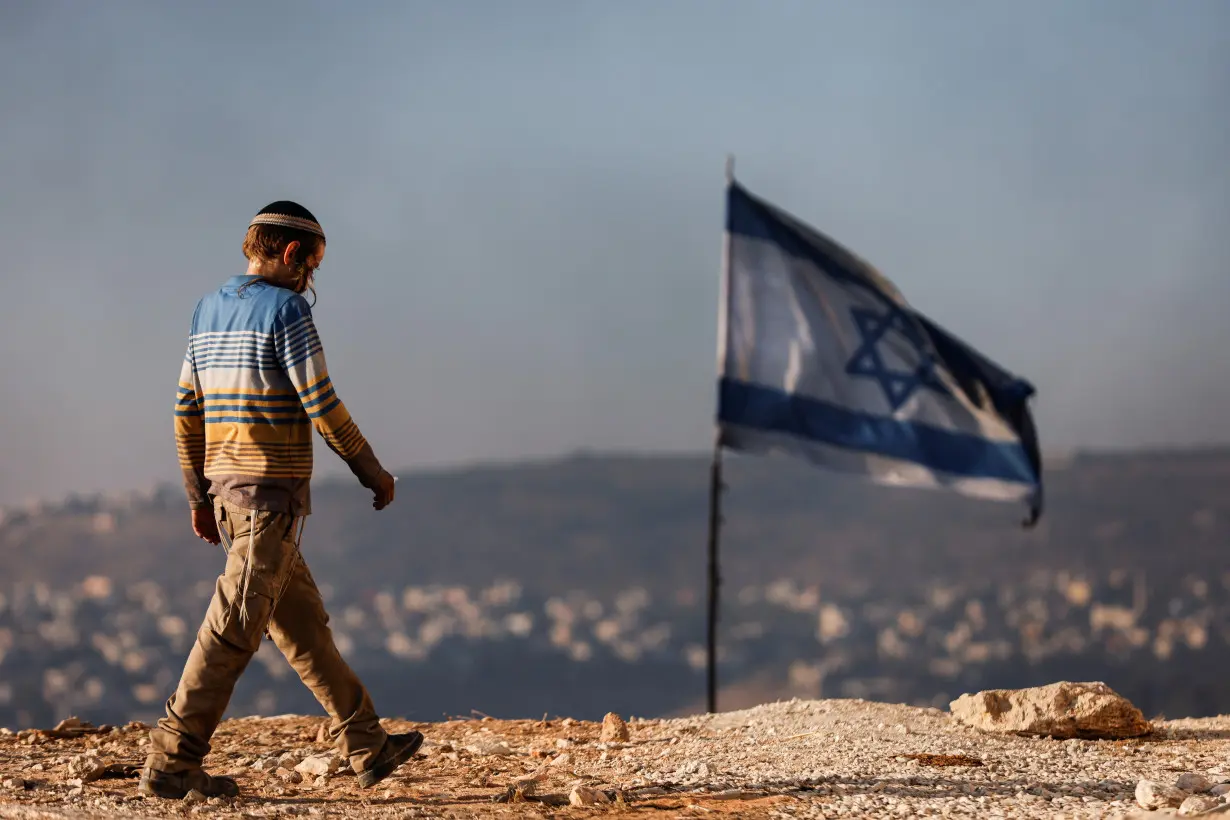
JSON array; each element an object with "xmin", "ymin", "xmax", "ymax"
[{"xmin": 2, "ymin": 448, "xmax": 1226, "ymax": 729}]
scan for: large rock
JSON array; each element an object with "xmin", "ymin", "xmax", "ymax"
[
  {"xmin": 64, "ymin": 753, "xmax": 108, "ymax": 783},
  {"xmin": 949, "ymin": 681, "xmax": 1151, "ymax": 739},
  {"xmin": 1175, "ymin": 773, "xmax": 1213, "ymax": 793},
  {"xmin": 569, "ymin": 786, "xmax": 610, "ymax": 806},
  {"xmin": 1136, "ymin": 779, "xmax": 1188, "ymax": 810},
  {"xmin": 295, "ymin": 754, "xmax": 342, "ymax": 778},
  {"xmin": 600, "ymin": 712, "xmax": 630, "ymax": 743},
  {"xmin": 1179, "ymin": 795, "xmax": 1221, "ymax": 815}
]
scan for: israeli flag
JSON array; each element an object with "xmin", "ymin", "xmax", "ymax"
[{"xmin": 717, "ymin": 179, "xmax": 1044, "ymax": 525}]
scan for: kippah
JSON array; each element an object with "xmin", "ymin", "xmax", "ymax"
[{"xmin": 249, "ymin": 200, "xmax": 325, "ymax": 240}]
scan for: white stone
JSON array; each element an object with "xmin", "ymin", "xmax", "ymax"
[
  {"xmin": 277, "ymin": 752, "xmax": 304, "ymax": 769},
  {"xmin": 183, "ymin": 789, "xmax": 207, "ymax": 804},
  {"xmin": 295, "ymin": 755, "xmax": 340, "ymax": 777},
  {"xmin": 1179, "ymin": 795, "xmax": 1221, "ymax": 815},
  {"xmin": 569, "ymin": 785, "xmax": 610, "ymax": 806},
  {"xmin": 65, "ymin": 754, "xmax": 108, "ymax": 783},
  {"xmin": 467, "ymin": 740, "xmax": 513, "ymax": 757},
  {"xmin": 1136, "ymin": 779, "xmax": 1188, "ymax": 810}
]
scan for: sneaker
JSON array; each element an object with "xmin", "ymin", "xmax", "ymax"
[
  {"xmin": 355, "ymin": 731, "xmax": 425, "ymax": 789},
  {"xmin": 138, "ymin": 765, "xmax": 240, "ymax": 799}
]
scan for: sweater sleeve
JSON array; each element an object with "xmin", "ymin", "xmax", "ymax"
[
  {"xmin": 273, "ymin": 295, "xmax": 387, "ymax": 489},
  {"xmin": 174, "ymin": 340, "xmax": 211, "ymax": 509}
]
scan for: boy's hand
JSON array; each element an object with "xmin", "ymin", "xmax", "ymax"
[
  {"xmin": 192, "ymin": 508, "xmax": 221, "ymax": 544},
  {"xmin": 373, "ymin": 472, "xmax": 396, "ymax": 511}
]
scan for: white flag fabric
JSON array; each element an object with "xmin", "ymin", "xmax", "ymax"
[{"xmin": 718, "ymin": 180, "xmax": 1043, "ymax": 524}]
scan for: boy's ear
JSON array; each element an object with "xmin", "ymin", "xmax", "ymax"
[{"xmin": 282, "ymin": 240, "xmax": 301, "ymax": 266}]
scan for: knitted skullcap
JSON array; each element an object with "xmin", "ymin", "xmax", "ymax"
[{"xmin": 248, "ymin": 200, "xmax": 325, "ymax": 240}]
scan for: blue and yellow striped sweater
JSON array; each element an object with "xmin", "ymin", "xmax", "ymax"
[{"xmin": 174, "ymin": 275, "xmax": 385, "ymax": 516}]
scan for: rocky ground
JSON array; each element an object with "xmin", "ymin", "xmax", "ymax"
[{"xmin": 2, "ymin": 697, "xmax": 1230, "ymax": 819}]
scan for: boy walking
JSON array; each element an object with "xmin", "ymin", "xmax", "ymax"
[{"xmin": 140, "ymin": 201, "xmax": 423, "ymax": 799}]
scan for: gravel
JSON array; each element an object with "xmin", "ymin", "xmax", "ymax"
[{"xmin": 2, "ymin": 698, "xmax": 1229, "ymax": 818}]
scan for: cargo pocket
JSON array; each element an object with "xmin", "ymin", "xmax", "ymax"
[
  {"xmin": 238, "ymin": 510, "xmax": 294, "ymax": 599},
  {"xmin": 214, "ymin": 588, "xmax": 275, "ymax": 653},
  {"xmin": 209, "ymin": 507, "xmax": 294, "ymax": 648},
  {"xmin": 204, "ymin": 573, "xmax": 274, "ymax": 652}
]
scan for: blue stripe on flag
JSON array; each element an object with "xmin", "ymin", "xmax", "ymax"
[{"xmin": 718, "ymin": 378, "xmax": 1036, "ymax": 485}]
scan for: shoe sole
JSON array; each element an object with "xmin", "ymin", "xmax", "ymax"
[
  {"xmin": 356, "ymin": 732, "xmax": 425, "ymax": 789},
  {"xmin": 138, "ymin": 776, "xmax": 239, "ymax": 800},
  {"xmin": 138, "ymin": 779, "xmax": 186, "ymax": 800}
]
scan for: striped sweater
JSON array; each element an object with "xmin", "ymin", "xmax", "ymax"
[{"xmin": 174, "ymin": 275, "xmax": 386, "ymax": 516}]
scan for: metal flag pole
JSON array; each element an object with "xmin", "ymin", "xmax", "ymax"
[
  {"xmin": 705, "ymin": 436, "xmax": 724, "ymax": 714},
  {"xmin": 706, "ymin": 155, "xmax": 735, "ymax": 714}
]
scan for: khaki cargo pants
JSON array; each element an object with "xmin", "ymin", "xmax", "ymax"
[{"xmin": 146, "ymin": 498, "xmax": 387, "ymax": 774}]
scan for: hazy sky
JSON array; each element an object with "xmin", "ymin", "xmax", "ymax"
[{"xmin": 1, "ymin": 0, "xmax": 1227, "ymax": 508}]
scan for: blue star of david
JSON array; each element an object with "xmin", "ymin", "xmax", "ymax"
[{"xmin": 844, "ymin": 305, "xmax": 950, "ymax": 411}]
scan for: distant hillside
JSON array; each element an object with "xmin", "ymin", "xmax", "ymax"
[
  {"xmin": 3, "ymin": 446, "xmax": 1228, "ymax": 600},
  {"xmin": 4, "ymin": 446, "xmax": 1230, "ymax": 728}
]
